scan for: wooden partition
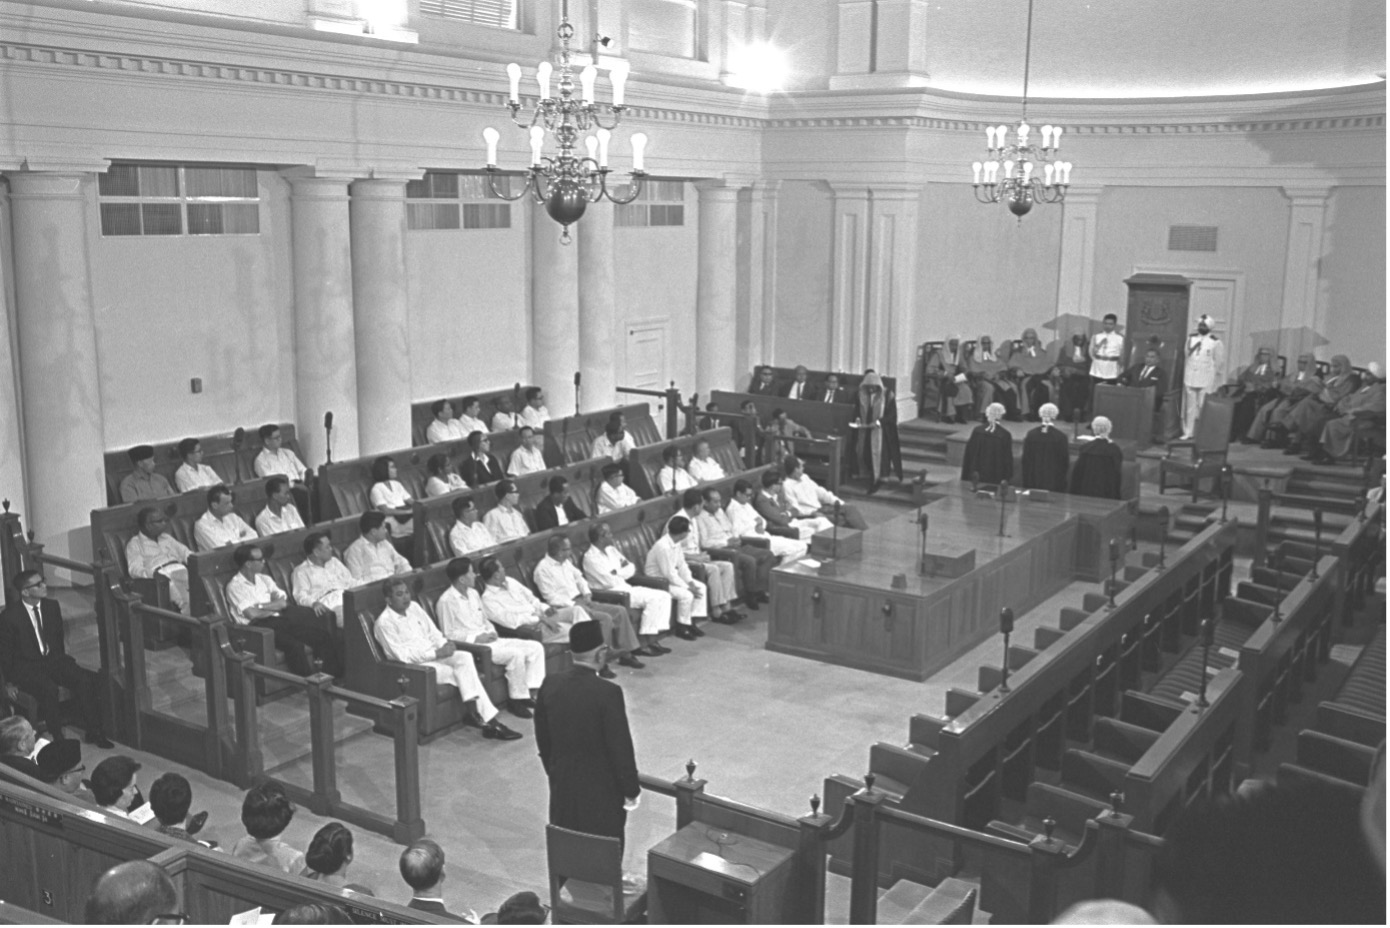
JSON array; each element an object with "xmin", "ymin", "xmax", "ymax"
[
  {"xmin": 103, "ymin": 422, "xmax": 302, "ymax": 506},
  {"xmin": 410, "ymin": 383, "xmax": 538, "ymax": 446},
  {"xmin": 750, "ymin": 366, "xmax": 897, "ymax": 398},
  {"xmin": 543, "ymin": 402, "xmax": 659, "ymax": 465},
  {"xmin": 626, "ymin": 427, "xmax": 743, "ymax": 499},
  {"xmin": 708, "ymin": 391, "xmax": 853, "ymax": 490}
]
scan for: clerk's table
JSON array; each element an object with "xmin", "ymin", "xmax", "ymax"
[{"xmin": 647, "ymin": 821, "xmax": 796, "ymax": 924}]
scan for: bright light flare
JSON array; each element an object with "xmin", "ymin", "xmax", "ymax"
[{"xmin": 726, "ymin": 41, "xmax": 789, "ymax": 94}]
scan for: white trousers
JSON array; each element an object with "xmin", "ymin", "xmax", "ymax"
[
  {"xmin": 762, "ymin": 534, "xmax": 809, "ymax": 560},
  {"xmin": 424, "ymin": 654, "xmax": 498, "ymax": 722},
  {"xmin": 156, "ymin": 563, "xmax": 190, "ymax": 612},
  {"xmin": 623, "ymin": 585, "xmax": 673, "ymax": 635},
  {"xmin": 1182, "ymin": 385, "xmax": 1211, "ymax": 438},
  {"xmin": 668, "ymin": 579, "xmax": 707, "ymax": 624},
  {"xmin": 792, "ymin": 516, "xmax": 833, "ymax": 539},
  {"xmin": 691, "ymin": 557, "xmax": 736, "ymax": 608},
  {"xmin": 484, "ymin": 638, "xmax": 546, "ymax": 699}
]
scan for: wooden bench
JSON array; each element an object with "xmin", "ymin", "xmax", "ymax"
[
  {"xmin": 543, "ymin": 402, "xmax": 662, "ymax": 465},
  {"xmin": 104, "ymin": 423, "xmax": 302, "ymax": 507},
  {"xmin": 410, "ymin": 384, "xmax": 539, "ymax": 447},
  {"xmin": 626, "ymin": 427, "xmax": 745, "ymax": 499},
  {"xmin": 708, "ymin": 391, "xmax": 854, "ymax": 489},
  {"xmin": 749, "ymin": 366, "xmax": 896, "ymax": 397}
]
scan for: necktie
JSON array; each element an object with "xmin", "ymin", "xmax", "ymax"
[
  {"xmin": 1141, "ymin": 366, "xmax": 1152, "ymax": 380},
  {"xmin": 30, "ymin": 604, "xmax": 47, "ymax": 656}
]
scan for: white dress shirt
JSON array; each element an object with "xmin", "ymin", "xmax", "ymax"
[
  {"xmin": 1184, "ymin": 334, "xmax": 1227, "ymax": 391},
  {"xmin": 657, "ymin": 466, "xmax": 698, "ymax": 494},
  {"xmin": 727, "ymin": 499, "xmax": 807, "ymax": 559},
  {"xmin": 449, "ymin": 521, "xmax": 499, "ymax": 556},
  {"xmin": 687, "ymin": 457, "xmax": 727, "ymax": 483},
  {"xmin": 786, "ymin": 379, "xmax": 809, "ymax": 401},
  {"xmin": 492, "ymin": 411, "xmax": 522, "ymax": 432},
  {"xmin": 374, "ymin": 601, "xmax": 446, "ymax": 665},
  {"xmin": 533, "ymin": 556, "xmax": 591, "ymax": 606},
  {"xmin": 457, "ymin": 414, "xmax": 489, "ymax": 437},
  {"xmin": 254, "ymin": 448, "xmax": 307, "ymax": 481},
  {"xmin": 583, "ymin": 544, "xmax": 639, "ymax": 591},
  {"xmin": 520, "ymin": 405, "xmax": 550, "ymax": 429},
  {"xmin": 1090, "ymin": 331, "xmax": 1125, "ymax": 380},
  {"xmin": 695, "ymin": 508, "xmax": 736, "ymax": 549},
  {"xmin": 426, "ymin": 418, "xmax": 468, "ymax": 444},
  {"xmin": 436, "ymin": 585, "xmax": 493, "ymax": 643},
  {"xmin": 591, "ymin": 432, "xmax": 635, "ymax": 461},
  {"xmin": 194, "ymin": 511, "xmax": 257, "ymax": 551},
  {"xmin": 370, "ymin": 481, "xmax": 414, "ymax": 538},
  {"xmin": 225, "ymin": 572, "xmax": 285, "ymax": 625},
  {"xmin": 291, "ymin": 557, "xmax": 355, "ymax": 617},
  {"xmin": 597, "ymin": 481, "xmax": 641, "ymax": 514},
  {"xmin": 425, "ymin": 474, "xmax": 468, "ymax": 497},
  {"xmin": 125, "ymin": 532, "xmax": 191, "ymax": 577},
  {"xmin": 481, "ymin": 578, "xmax": 547, "ymax": 629},
  {"xmin": 644, "ymin": 534, "xmax": 696, "ymax": 591},
  {"xmin": 343, "ymin": 537, "xmax": 409, "ymax": 582},
  {"xmin": 255, "ymin": 503, "xmax": 305, "ymax": 536},
  {"xmin": 508, "ymin": 445, "xmax": 547, "ymax": 477},
  {"xmin": 175, "ymin": 462, "xmax": 223, "ymax": 494},
  {"xmin": 782, "ymin": 473, "xmax": 841, "ymax": 516},
  {"xmin": 483, "ymin": 505, "xmax": 529, "ymax": 542}
]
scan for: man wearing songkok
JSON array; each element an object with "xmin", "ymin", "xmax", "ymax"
[
  {"xmin": 426, "ymin": 399, "xmax": 468, "ymax": 444},
  {"xmin": 969, "ymin": 335, "xmax": 1020, "ymax": 420},
  {"xmin": 582, "ymin": 522, "xmax": 673, "ymax": 649},
  {"xmin": 1069, "ymin": 416, "xmax": 1124, "ymax": 500},
  {"xmin": 508, "ymin": 426, "xmax": 548, "ymax": 476},
  {"xmin": 173, "ymin": 438, "xmax": 222, "ymax": 493},
  {"xmin": 255, "ymin": 476, "xmax": 305, "ymax": 536},
  {"xmin": 1020, "ymin": 404, "xmax": 1070, "ymax": 493},
  {"xmin": 1007, "ymin": 328, "xmax": 1053, "ymax": 419},
  {"xmin": 483, "ymin": 481, "xmax": 530, "ymax": 542},
  {"xmin": 119, "ymin": 445, "xmax": 174, "ymax": 503},
  {"xmin": 344, "ymin": 511, "xmax": 410, "ymax": 583},
  {"xmin": 687, "ymin": 438, "xmax": 727, "ymax": 483},
  {"xmin": 670, "ymin": 490, "xmax": 741, "ymax": 624},
  {"xmin": 533, "ymin": 475, "xmax": 587, "ymax": 531},
  {"xmin": 727, "ymin": 479, "xmax": 808, "ymax": 560},
  {"xmin": 193, "ymin": 485, "xmax": 258, "ymax": 551},
  {"xmin": 1251, "ymin": 353, "xmax": 1321, "ymax": 445},
  {"xmin": 125, "ymin": 507, "xmax": 191, "ymax": 611},
  {"xmin": 448, "ymin": 496, "xmax": 498, "ymax": 556},
  {"xmin": 291, "ymin": 532, "xmax": 356, "ymax": 628},
  {"xmin": 226, "ymin": 544, "xmax": 341, "ymax": 677},
  {"xmin": 520, "ymin": 387, "xmax": 551, "ymax": 428},
  {"xmin": 1307, "ymin": 362, "xmax": 1385, "ymax": 464},
  {"xmin": 645, "ymin": 516, "xmax": 708, "ymax": 640},
  {"xmin": 374, "ymin": 576, "xmax": 521, "ymax": 740},
  {"xmin": 1090, "ymin": 314, "xmax": 1125, "ymax": 389},
  {"xmin": 961, "ymin": 403, "xmax": 1015, "ymax": 486},
  {"xmin": 695, "ymin": 487, "xmax": 777, "ymax": 606},
  {"xmin": 596, "ymin": 462, "xmax": 642, "ymax": 514},
  {"xmin": 656, "ymin": 445, "xmax": 698, "ymax": 494},
  {"xmin": 1181, "ymin": 314, "xmax": 1226, "ymax": 440},
  {"xmin": 782, "ymin": 456, "xmax": 868, "ymax": 530},
  {"xmin": 534, "ymin": 535, "xmax": 647, "ymax": 666}
]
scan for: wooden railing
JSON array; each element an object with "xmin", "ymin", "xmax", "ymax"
[{"xmin": 615, "ymin": 383, "xmax": 683, "ymax": 439}]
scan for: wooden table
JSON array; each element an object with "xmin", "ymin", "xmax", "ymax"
[
  {"xmin": 766, "ymin": 482, "xmax": 1130, "ymax": 681},
  {"xmin": 647, "ymin": 822, "xmax": 796, "ymax": 924}
]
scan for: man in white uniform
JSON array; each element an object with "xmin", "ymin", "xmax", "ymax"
[
  {"xmin": 125, "ymin": 508, "xmax": 192, "ymax": 611},
  {"xmin": 1181, "ymin": 314, "xmax": 1227, "ymax": 439},
  {"xmin": 456, "ymin": 397, "xmax": 490, "ymax": 438},
  {"xmin": 726, "ymin": 479, "xmax": 809, "ymax": 560},
  {"xmin": 596, "ymin": 463, "xmax": 643, "ymax": 514},
  {"xmin": 508, "ymin": 427, "xmax": 548, "ymax": 477},
  {"xmin": 425, "ymin": 399, "xmax": 468, "ymax": 444},
  {"xmin": 193, "ymin": 485, "xmax": 258, "ymax": 551},
  {"xmin": 686, "ymin": 439, "xmax": 727, "ymax": 483},
  {"xmin": 644, "ymin": 516, "xmax": 708, "ymax": 641},
  {"xmin": 694, "ymin": 487, "xmax": 777, "ymax": 607},
  {"xmin": 582, "ymin": 522, "xmax": 673, "ymax": 651},
  {"xmin": 533, "ymin": 536, "xmax": 647, "ymax": 667},
  {"xmin": 225, "ymin": 543, "xmax": 341, "ymax": 677},
  {"xmin": 478, "ymin": 556, "xmax": 594, "ymax": 655},
  {"xmin": 656, "ymin": 446, "xmax": 698, "ymax": 495},
  {"xmin": 344, "ymin": 511, "xmax": 410, "ymax": 582},
  {"xmin": 482, "ymin": 481, "xmax": 531, "ymax": 542},
  {"xmin": 669, "ymin": 489, "xmax": 741, "ymax": 624},
  {"xmin": 520, "ymin": 387, "xmax": 550, "ymax": 429},
  {"xmin": 1089, "ymin": 313, "xmax": 1125, "ymax": 388},
  {"xmin": 491, "ymin": 395, "xmax": 523, "ymax": 432},
  {"xmin": 436, "ymin": 557, "xmax": 546, "ymax": 719},
  {"xmin": 291, "ymin": 532, "xmax": 356, "ymax": 628},
  {"xmin": 373, "ymin": 577, "xmax": 522, "ymax": 741},
  {"xmin": 255, "ymin": 477, "xmax": 305, "ymax": 536},
  {"xmin": 448, "ymin": 496, "xmax": 499, "ymax": 556},
  {"xmin": 781, "ymin": 456, "xmax": 868, "ymax": 531}
]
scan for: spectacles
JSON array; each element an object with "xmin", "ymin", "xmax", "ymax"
[
  {"xmin": 22, "ymin": 580, "xmax": 46, "ymax": 592},
  {"xmin": 247, "ymin": 555, "xmax": 265, "ymax": 562},
  {"xmin": 62, "ymin": 765, "xmax": 86, "ymax": 777}
]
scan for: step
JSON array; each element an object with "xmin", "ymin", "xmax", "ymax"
[{"xmin": 876, "ymin": 879, "xmax": 934, "ymax": 925}]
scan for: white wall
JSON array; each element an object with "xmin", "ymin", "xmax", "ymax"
[{"xmin": 1321, "ymin": 185, "xmax": 1386, "ymax": 366}]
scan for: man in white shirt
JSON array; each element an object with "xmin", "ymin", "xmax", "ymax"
[
  {"xmin": 669, "ymin": 490, "xmax": 741, "ymax": 624},
  {"xmin": 533, "ymin": 536, "xmax": 646, "ymax": 668},
  {"xmin": 591, "ymin": 419, "xmax": 635, "ymax": 463},
  {"xmin": 125, "ymin": 507, "xmax": 192, "ymax": 611},
  {"xmin": 726, "ymin": 479, "xmax": 808, "ymax": 559},
  {"xmin": 193, "ymin": 485, "xmax": 258, "ymax": 551},
  {"xmin": 596, "ymin": 463, "xmax": 642, "ymax": 514},
  {"xmin": 344, "ymin": 511, "xmax": 410, "ymax": 583},
  {"xmin": 656, "ymin": 446, "xmax": 698, "ymax": 495},
  {"xmin": 290, "ymin": 531, "xmax": 356, "ymax": 629},
  {"xmin": 449, "ymin": 496, "xmax": 498, "ymax": 556},
  {"xmin": 173, "ymin": 438, "xmax": 223, "ymax": 494},
  {"xmin": 508, "ymin": 426, "xmax": 548, "ymax": 477},
  {"xmin": 694, "ymin": 487, "xmax": 777, "ymax": 609},
  {"xmin": 426, "ymin": 399, "xmax": 468, "ymax": 445},
  {"xmin": 491, "ymin": 395, "xmax": 523, "ymax": 432},
  {"xmin": 456, "ymin": 397, "xmax": 490, "ymax": 438},
  {"xmin": 482, "ymin": 481, "xmax": 530, "ymax": 542},
  {"xmin": 225, "ymin": 544, "xmax": 341, "ymax": 677},
  {"xmin": 374, "ymin": 577, "xmax": 522, "ymax": 741},
  {"xmin": 478, "ymin": 556, "xmax": 592, "ymax": 652},
  {"xmin": 582, "ymin": 522, "xmax": 673, "ymax": 650},
  {"xmin": 520, "ymin": 387, "xmax": 550, "ymax": 429},
  {"xmin": 755, "ymin": 470, "xmax": 832, "ymax": 539},
  {"xmin": 255, "ymin": 476, "xmax": 305, "ymax": 536},
  {"xmin": 686, "ymin": 439, "xmax": 727, "ymax": 483},
  {"xmin": 436, "ymin": 557, "xmax": 546, "ymax": 718},
  {"xmin": 781, "ymin": 457, "xmax": 868, "ymax": 531},
  {"xmin": 253, "ymin": 424, "xmax": 311, "ymax": 517},
  {"xmin": 644, "ymin": 516, "xmax": 708, "ymax": 641},
  {"xmin": 1089, "ymin": 313, "xmax": 1125, "ymax": 386},
  {"xmin": 1181, "ymin": 313, "xmax": 1227, "ymax": 440}
]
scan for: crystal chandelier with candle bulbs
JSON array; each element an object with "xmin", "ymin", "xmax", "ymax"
[
  {"xmin": 971, "ymin": 0, "xmax": 1072, "ymax": 218},
  {"xmin": 482, "ymin": 0, "xmax": 647, "ymax": 244}
]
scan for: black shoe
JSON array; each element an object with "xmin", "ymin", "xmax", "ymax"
[
  {"xmin": 617, "ymin": 653, "xmax": 646, "ymax": 669},
  {"xmin": 482, "ymin": 720, "xmax": 524, "ymax": 741},
  {"xmin": 648, "ymin": 642, "xmax": 673, "ymax": 654},
  {"xmin": 186, "ymin": 811, "xmax": 209, "ymax": 835},
  {"xmin": 688, "ymin": 623, "xmax": 706, "ymax": 638},
  {"xmin": 599, "ymin": 665, "xmax": 618, "ymax": 678},
  {"xmin": 632, "ymin": 645, "xmax": 662, "ymax": 658},
  {"xmin": 508, "ymin": 701, "xmax": 533, "ymax": 719},
  {"xmin": 85, "ymin": 732, "xmax": 114, "ymax": 749},
  {"xmin": 674, "ymin": 626, "xmax": 697, "ymax": 640},
  {"xmin": 712, "ymin": 613, "xmax": 738, "ymax": 625}
]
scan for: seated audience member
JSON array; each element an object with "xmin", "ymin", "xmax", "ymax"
[
  {"xmin": 483, "ymin": 481, "xmax": 531, "ymax": 542},
  {"xmin": 253, "ymin": 424, "xmax": 308, "ymax": 484},
  {"xmin": 486, "ymin": 891, "xmax": 549, "ymax": 925},
  {"xmin": 817, "ymin": 372, "xmax": 847, "ymax": 404},
  {"xmin": 255, "ymin": 476, "xmax": 306, "ymax": 535},
  {"xmin": 969, "ymin": 335, "xmax": 1020, "ymax": 420},
  {"xmin": 1119, "ymin": 346, "xmax": 1168, "ymax": 439},
  {"xmin": 492, "ymin": 395, "xmax": 523, "ymax": 432},
  {"xmin": 961, "ymin": 402, "xmax": 1014, "ymax": 486},
  {"xmin": 126, "ymin": 507, "xmax": 192, "ymax": 611},
  {"xmin": 695, "ymin": 487, "xmax": 776, "ymax": 606},
  {"xmin": 926, "ymin": 337, "xmax": 974, "ymax": 423},
  {"xmin": 401, "ymin": 838, "xmax": 478, "ymax": 922},
  {"xmin": 148, "ymin": 772, "xmax": 215, "ymax": 848},
  {"xmin": 90, "ymin": 754, "xmax": 143, "ymax": 820},
  {"xmin": 0, "ymin": 714, "xmax": 42, "ymax": 778},
  {"xmin": 460, "ymin": 432, "xmax": 507, "ymax": 487},
  {"xmin": 1226, "ymin": 347, "xmax": 1280, "ymax": 439},
  {"xmin": 726, "ymin": 479, "xmax": 808, "ymax": 559},
  {"xmin": 370, "ymin": 456, "xmax": 415, "ymax": 561},
  {"xmin": 37, "ymin": 737, "xmax": 87, "ymax": 796},
  {"xmin": 1021, "ymin": 403, "xmax": 1070, "ymax": 492},
  {"xmin": 591, "ymin": 417, "xmax": 636, "ymax": 463},
  {"xmin": 375, "ymin": 577, "xmax": 523, "ymax": 741},
  {"xmin": 345, "ymin": 512, "xmax": 411, "ymax": 583},
  {"xmin": 424, "ymin": 453, "xmax": 468, "ymax": 497},
  {"xmin": 520, "ymin": 387, "xmax": 550, "ymax": 429},
  {"xmin": 657, "ymin": 445, "xmax": 698, "ymax": 494},
  {"xmin": 687, "ymin": 438, "xmax": 727, "ymax": 483},
  {"xmin": 1007, "ymin": 328, "xmax": 1054, "ymax": 419},
  {"xmin": 1151, "ymin": 778, "xmax": 1383, "ymax": 925},
  {"xmin": 670, "ymin": 490, "xmax": 741, "ymax": 624},
  {"xmin": 291, "ymin": 532, "xmax": 356, "ymax": 629},
  {"xmin": 644, "ymin": 516, "xmax": 708, "ymax": 641},
  {"xmin": 762, "ymin": 407, "xmax": 812, "ymax": 469},
  {"xmin": 734, "ymin": 399, "xmax": 762, "ymax": 457},
  {"xmin": 1069, "ymin": 416, "xmax": 1124, "ymax": 499},
  {"xmin": 194, "ymin": 484, "xmax": 258, "ymax": 551},
  {"xmin": 596, "ymin": 462, "xmax": 642, "ymax": 514},
  {"xmin": 1309, "ymin": 361, "xmax": 1385, "ymax": 464},
  {"xmin": 780, "ymin": 364, "xmax": 812, "ymax": 400},
  {"xmin": 755, "ymin": 470, "xmax": 832, "ymax": 539},
  {"xmin": 449, "ymin": 496, "xmax": 499, "ymax": 556},
  {"xmin": 437, "ymin": 557, "xmax": 546, "ymax": 718},
  {"xmin": 782, "ymin": 456, "xmax": 868, "ymax": 530},
  {"xmin": 697, "ymin": 400, "xmax": 720, "ymax": 431},
  {"xmin": 273, "ymin": 903, "xmax": 354, "ymax": 925},
  {"xmin": 1251, "ymin": 353, "xmax": 1320, "ymax": 445},
  {"xmin": 227, "ymin": 543, "xmax": 343, "ymax": 677},
  {"xmin": 232, "ymin": 781, "xmax": 306, "ymax": 875},
  {"xmin": 119, "ymin": 445, "xmax": 175, "ymax": 503},
  {"xmin": 748, "ymin": 365, "xmax": 779, "ymax": 395},
  {"xmin": 1280, "ymin": 354, "xmax": 1359, "ymax": 456},
  {"xmin": 426, "ymin": 399, "xmax": 468, "ymax": 444},
  {"xmin": 173, "ymin": 438, "xmax": 222, "ymax": 493},
  {"xmin": 534, "ymin": 536, "xmax": 645, "ymax": 668},
  {"xmin": 508, "ymin": 426, "xmax": 548, "ymax": 476},
  {"xmin": 479, "ymin": 557, "xmax": 584, "ymax": 647},
  {"xmin": 1055, "ymin": 333, "xmax": 1092, "ymax": 421},
  {"xmin": 301, "ymin": 822, "xmax": 374, "ymax": 894},
  {"xmin": 582, "ymin": 523, "xmax": 673, "ymax": 652},
  {"xmin": 83, "ymin": 860, "xmax": 178, "ymax": 925},
  {"xmin": 533, "ymin": 475, "xmax": 586, "ymax": 530},
  {"xmin": 2, "ymin": 569, "xmax": 112, "ymax": 746},
  {"xmin": 457, "ymin": 397, "xmax": 490, "ymax": 438}
]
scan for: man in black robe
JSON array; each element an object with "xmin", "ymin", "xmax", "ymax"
[
  {"xmin": 1021, "ymin": 403, "xmax": 1070, "ymax": 492},
  {"xmin": 961, "ymin": 403, "xmax": 1014, "ymax": 486},
  {"xmin": 535, "ymin": 621, "xmax": 640, "ymax": 846},
  {"xmin": 1069, "ymin": 416, "xmax": 1124, "ymax": 500}
]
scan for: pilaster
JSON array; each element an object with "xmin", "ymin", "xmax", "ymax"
[
  {"xmin": 349, "ymin": 177, "xmax": 413, "ymax": 453},
  {"xmin": 695, "ymin": 181, "xmax": 742, "ymax": 395},
  {"xmin": 1278, "ymin": 186, "xmax": 1333, "ymax": 360},
  {"xmin": 828, "ymin": 185, "xmax": 871, "ymax": 372},
  {"xmin": 531, "ymin": 204, "xmax": 581, "ymax": 415},
  {"xmin": 1055, "ymin": 185, "xmax": 1104, "ymax": 325}
]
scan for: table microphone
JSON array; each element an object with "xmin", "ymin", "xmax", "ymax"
[
  {"xmin": 323, "ymin": 411, "xmax": 334, "ymax": 465},
  {"xmin": 573, "ymin": 371, "xmax": 582, "ymax": 415}
]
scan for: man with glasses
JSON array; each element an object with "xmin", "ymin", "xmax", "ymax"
[
  {"xmin": 0, "ymin": 714, "xmax": 43, "ymax": 778},
  {"xmin": 225, "ymin": 545, "xmax": 342, "ymax": 678},
  {"xmin": 36, "ymin": 737, "xmax": 86, "ymax": 796},
  {"xmin": 0, "ymin": 570, "xmax": 113, "ymax": 747}
]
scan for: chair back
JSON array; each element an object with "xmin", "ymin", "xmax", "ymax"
[
  {"xmin": 546, "ymin": 825, "xmax": 626, "ymax": 923},
  {"xmin": 1193, "ymin": 396, "xmax": 1235, "ymax": 458}
]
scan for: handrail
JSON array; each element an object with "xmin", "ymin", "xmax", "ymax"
[
  {"xmin": 760, "ymin": 431, "xmax": 844, "ymax": 492},
  {"xmin": 615, "ymin": 383, "xmax": 682, "ymax": 439}
]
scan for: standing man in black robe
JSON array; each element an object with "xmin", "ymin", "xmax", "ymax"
[
  {"xmin": 961, "ymin": 403, "xmax": 1014, "ymax": 486},
  {"xmin": 1021, "ymin": 403, "xmax": 1070, "ymax": 492},
  {"xmin": 535, "ymin": 621, "xmax": 640, "ymax": 846},
  {"xmin": 1069, "ymin": 416, "xmax": 1124, "ymax": 500}
]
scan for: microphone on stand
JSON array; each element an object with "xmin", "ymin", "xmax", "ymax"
[
  {"xmin": 573, "ymin": 371, "xmax": 582, "ymax": 416},
  {"xmin": 231, "ymin": 427, "xmax": 246, "ymax": 482},
  {"xmin": 998, "ymin": 479, "xmax": 1009, "ymax": 537},
  {"xmin": 323, "ymin": 411, "xmax": 334, "ymax": 465}
]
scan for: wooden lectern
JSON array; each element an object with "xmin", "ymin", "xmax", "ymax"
[{"xmin": 1093, "ymin": 385, "xmax": 1156, "ymax": 448}]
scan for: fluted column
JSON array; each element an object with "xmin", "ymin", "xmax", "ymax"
[
  {"xmin": 867, "ymin": 186, "xmax": 921, "ymax": 418},
  {"xmin": 0, "ymin": 181, "xmax": 30, "ymax": 514},
  {"xmin": 695, "ymin": 181, "xmax": 741, "ymax": 396},
  {"xmin": 8, "ymin": 171, "xmax": 106, "ymax": 560},
  {"xmin": 531, "ymin": 204, "xmax": 581, "ymax": 415},
  {"xmin": 286, "ymin": 172, "xmax": 360, "ymax": 466},
  {"xmin": 1279, "ymin": 186, "xmax": 1332, "ymax": 360},
  {"xmin": 1054, "ymin": 185, "xmax": 1103, "ymax": 325},
  {"xmin": 350, "ymin": 178, "xmax": 413, "ymax": 453},
  {"xmin": 829, "ymin": 185, "xmax": 871, "ymax": 372},
  {"xmin": 577, "ymin": 198, "xmax": 617, "ymax": 410},
  {"xmin": 738, "ymin": 181, "xmax": 779, "ymax": 376}
]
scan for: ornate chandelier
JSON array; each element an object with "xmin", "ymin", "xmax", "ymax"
[
  {"xmin": 483, "ymin": 0, "xmax": 647, "ymax": 244},
  {"xmin": 971, "ymin": 0, "xmax": 1072, "ymax": 218}
]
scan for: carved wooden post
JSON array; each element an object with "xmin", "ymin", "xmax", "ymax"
[
  {"xmin": 674, "ymin": 759, "xmax": 707, "ymax": 830},
  {"xmin": 848, "ymin": 774, "xmax": 888, "ymax": 925},
  {"xmin": 230, "ymin": 651, "xmax": 262, "ymax": 788},
  {"xmin": 306, "ymin": 672, "xmax": 339, "ymax": 815},
  {"xmin": 664, "ymin": 383, "xmax": 681, "ymax": 439},
  {"xmin": 1026, "ymin": 818, "xmax": 1069, "ymax": 923},
  {"xmin": 1253, "ymin": 483, "xmax": 1272, "ymax": 570},
  {"xmin": 795, "ymin": 795, "xmax": 834, "ymax": 926},
  {"xmin": 827, "ymin": 434, "xmax": 843, "ymax": 494},
  {"xmin": 390, "ymin": 693, "xmax": 425, "ymax": 843},
  {"xmin": 1095, "ymin": 797, "xmax": 1133, "ymax": 902}
]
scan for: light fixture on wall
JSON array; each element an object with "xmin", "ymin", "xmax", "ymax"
[
  {"xmin": 971, "ymin": 0, "xmax": 1072, "ymax": 218},
  {"xmin": 483, "ymin": 0, "xmax": 647, "ymax": 244}
]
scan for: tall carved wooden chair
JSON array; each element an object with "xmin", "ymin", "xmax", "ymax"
[{"xmin": 1159, "ymin": 396, "xmax": 1235, "ymax": 501}]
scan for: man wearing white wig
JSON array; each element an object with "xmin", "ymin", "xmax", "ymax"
[
  {"xmin": 1069, "ymin": 416, "xmax": 1124, "ymax": 499},
  {"xmin": 1181, "ymin": 315, "xmax": 1226, "ymax": 440}
]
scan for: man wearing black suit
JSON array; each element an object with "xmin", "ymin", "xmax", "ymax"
[
  {"xmin": 1, "ymin": 570, "xmax": 112, "ymax": 747},
  {"xmin": 458, "ymin": 431, "xmax": 506, "ymax": 487},
  {"xmin": 400, "ymin": 838, "xmax": 477, "ymax": 922},
  {"xmin": 0, "ymin": 715, "xmax": 43, "ymax": 779},
  {"xmin": 779, "ymin": 365, "xmax": 812, "ymax": 400},
  {"xmin": 533, "ymin": 475, "xmax": 587, "ymax": 531},
  {"xmin": 747, "ymin": 365, "xmax": 780, "ymax": 395},
  {"xmin": 1120, "ymin": 347, "xmax": 1169, "ymax": 442},
  {"xmin": 535, "ymin": 621, "xmax": 640, "ymax": 845},
  {"xmin": 816, "ymin": 373, "xmax": 848, "ymax": 404}
]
